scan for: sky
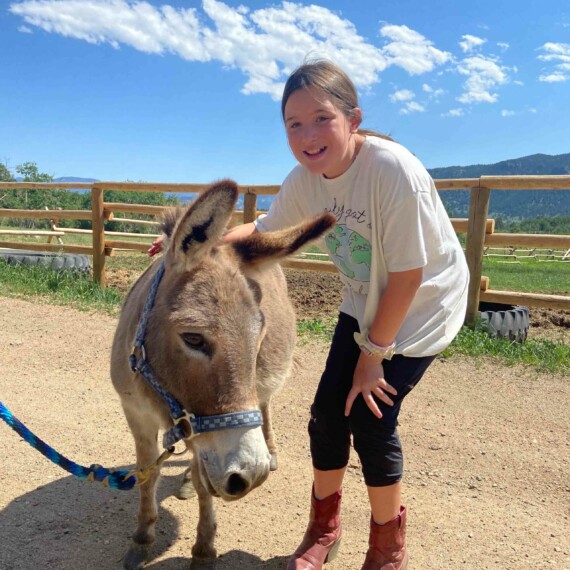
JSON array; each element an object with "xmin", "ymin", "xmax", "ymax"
[{"xmin": 1, "ymin": 0, "xmax": 569, "ymax": 184}]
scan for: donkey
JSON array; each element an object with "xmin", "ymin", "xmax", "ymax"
[{"xmin": 110, "ymin": 180, "xmax": 334, "ymax": 569}]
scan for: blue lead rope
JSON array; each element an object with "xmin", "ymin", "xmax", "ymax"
[{"xmin": 0, "ymin": 401, "xmax": 136, "ymax": 491}]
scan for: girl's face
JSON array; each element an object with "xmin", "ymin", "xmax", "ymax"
[{"xmin": 284, "ymin": 87, "xmax": 362, "ymax": 179}]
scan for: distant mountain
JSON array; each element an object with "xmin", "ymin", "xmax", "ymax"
[
  {"xmin": 14, "ymin": 176, "xmax": 98, "ymax": 185},
  {"xmin": 428, "ymin": 152, "xmax": 570, "ymax": 179},
  {"xmin": 429, "ymin": 153, "xmax": 570, "ymax": 219},
  {"xmin": 53, "ymin": 176, "xmax": 99, "ymax": 183}
]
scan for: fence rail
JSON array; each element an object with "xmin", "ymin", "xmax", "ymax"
[{"xmin": 1, "ymin": 175, "xmax": 569, "ymax": 322}]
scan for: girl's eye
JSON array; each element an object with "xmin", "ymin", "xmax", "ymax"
[
  {"xmin": 316, "ymin": 115, "xmax": 330, "ymax": 123},
  {"xmin": 288, "ymin": 122, "xmax": 300, "ymax": 129}
]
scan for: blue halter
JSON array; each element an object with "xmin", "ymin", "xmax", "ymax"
[{"xmin": 129, "ymin": 262, "xmax": 263, "ymax": 450}]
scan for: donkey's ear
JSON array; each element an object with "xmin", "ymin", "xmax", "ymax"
[
  {"xmin": 232, "ymin": 213, "xmax": 336, "ymax": 267},
  {"xmin": 168, "ymin": 179, "xmax": 238, "ymax": 271}
]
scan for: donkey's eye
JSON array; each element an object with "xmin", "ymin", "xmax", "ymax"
[{"xmin": 181, "ymin": 333, "xmax": 207, "ymax": 350}]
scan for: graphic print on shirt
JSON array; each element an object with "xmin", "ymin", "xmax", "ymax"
[{"xmin": 324, "ymin": 224, "xmax": 371, "ymax": 282}]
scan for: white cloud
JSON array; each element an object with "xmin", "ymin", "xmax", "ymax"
[
  {"xmin": 379, "ymin": 24, "xmax": 451, "ymax": 74},
  {"xmin": 539, "ymin": 71, "xmax": 568, "ymax": 82},
  {"xmin": 457, "ymin": 55, "xmax": 509, "ymax": 103},
  {"xmin": 400, "ymin": 101, "xmax": 425, "ymax": 114},
  {"xmin": 10, "ymin": 0, "xmax": 391, "ymax": 100},
  {"xmin": 387, "ymin": 88, "xmax": 427, "ymax": 113},
  {"xmin": 497, "ymin": 42, "xmax": 509, "ymax": 51},
  {"xmin": 539, "ymin": 41, "xmax": 570, "ymax": 57},
  {"xmin": 10, "ymin": 0, "xmax": 208, "ymax": 57},
  {"xmin": 501, "ymin": 109, "xmax": 515, "ymax": 117},
  {"xmin": 537, "ymin": 42, "xmax": 570, "ymax": 82},
  {"xmin": 459, "ymin": 34, "xmax": 486, "ymax": 53},
  {"xmin": 442, "ymin": 108, "xmax": 464, "ymax": 117},
  {"xmin": 390, "ymin": 89, "xmax": 414, "ymax": 102},
  {"xmin": 422, "ymin": 83, "xmax": 444, "ymax": 98},
  {"xmin": 17, "ymin": 25, "xmax": 33, "ymax": 33}
]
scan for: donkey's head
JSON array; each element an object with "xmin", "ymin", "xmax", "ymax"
[{"xmin": 143, "ymin": 179, "xmax": 334, "ymax": 499}]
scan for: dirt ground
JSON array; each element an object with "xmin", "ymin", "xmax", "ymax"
[{"xmin": 1, "ymin": 270, "xmax": 569, "ymax": 569}]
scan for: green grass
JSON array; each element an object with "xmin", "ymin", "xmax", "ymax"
[
  {"xmin": 482, "ymin": 257, "xmax": 569, "ymax": 295},
  {"xmin": 440, "ymin": 323, "xmax": 570, "ymax": 374},
  {"xmin": 297, "ymin": 317, "xmax": 337, "ymax": 340},
  {"xmin": 0, "ymin": 260, "xmax": 123, "ymax": 315},
  {"xmin": 105, "ymin": 251, "xmax": 153, "ymax": 273}
]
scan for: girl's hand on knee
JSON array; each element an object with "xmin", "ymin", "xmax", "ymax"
[{"xmin": 344, "ymin": 354, "xmax": 397, "ymax": 419}]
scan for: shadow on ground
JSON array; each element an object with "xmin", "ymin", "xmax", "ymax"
[{"xmin": 0, "ymin": 458, "xmax": 220, "ymax": 569}]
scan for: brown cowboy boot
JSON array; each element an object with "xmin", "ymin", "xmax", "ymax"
[
  {"xmin": 286, "ymin": 487, "xmax": 342, "ymax": 570},
  {"xmin": 361, "ymin": 505, "xmax": 408, "ymax": 570}
]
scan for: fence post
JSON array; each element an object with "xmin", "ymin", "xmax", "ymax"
[
  {"xmin": 243, "ymin": 191, "xmax": 257, "ymax": 224},
  {"xmin": 91, "ymin": 187, "xmax": 106, "ymax": 288},
  {"xmin": 465, "ymin": 184, "xmax": 491, "ymax": 326}
]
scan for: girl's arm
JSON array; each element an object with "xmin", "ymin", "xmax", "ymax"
[
  {"xmin": 345, "ymin": 267, "xmax": 423, "ymax": 418},
  {"xmin": 221, "ymin": 222, "xmax": 258, "ymax": 243},
  {"xmin": 368, "ymin": 267, "xmax": 423, "ymax": 348}
]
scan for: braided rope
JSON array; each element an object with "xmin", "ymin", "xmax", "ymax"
[{"xmin": 0, "ymin": 401, "xmax": 137, "ymax": 491}]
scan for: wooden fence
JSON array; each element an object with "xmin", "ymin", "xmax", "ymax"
[{"xmin": 1, "ymin": 176, "xmax": 569, "ymax": 325}]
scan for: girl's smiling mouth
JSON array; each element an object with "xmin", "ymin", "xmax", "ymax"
[{"xmin": 304, "ymin": 147, "xmax": 327, "ymax": 158}]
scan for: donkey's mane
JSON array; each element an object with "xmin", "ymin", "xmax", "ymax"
[{"xmin": 160, "ymin": 206, "xmax": 185, "ymax": 237}]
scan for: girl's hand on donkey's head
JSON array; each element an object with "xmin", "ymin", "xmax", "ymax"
[{"xmin": 147, "ymin": 236, "xmax": 164, "ymax": 257}]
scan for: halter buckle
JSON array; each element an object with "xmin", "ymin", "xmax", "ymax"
[{"xmin": 173, "ymin": 409, "xmax": 195, "ymax": 440}]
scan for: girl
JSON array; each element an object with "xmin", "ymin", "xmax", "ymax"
[{"xmin": 150, "ymin": 59, "xmax": 469, "ymax": 570}]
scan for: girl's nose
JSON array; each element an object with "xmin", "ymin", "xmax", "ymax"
[{"xmin": 300, "ymin": 125, "xmax": 318, "ymax": 144}]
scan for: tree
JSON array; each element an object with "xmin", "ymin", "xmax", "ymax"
[
  {"xmin": 0, "ymin": 161, "xmax": 14, "ymax": 182},
  {"xmin": 16, "ymin": 162, "xmax": 53, "ymax": 183},
  {"xmin": 2, "ymin": 162, "xmax": 55, "ymax": 228},
  {"xmin": 0, "ymin": 161, "xmax": 16, "ymax": 209}
]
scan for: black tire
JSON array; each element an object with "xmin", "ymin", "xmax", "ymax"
[
  {"xmin": 0, "ymin": 249, "xmax": 91, "ymax": 273},
  {"xmin": 477, "ymin": 302, "xmax": 529, "ymax": 343}
]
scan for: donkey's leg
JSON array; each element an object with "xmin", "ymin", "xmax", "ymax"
[
  {"xmin": 189, "ymin": 458, "xmax": 217, "ymax": 569},
  {"xmin": 260, "ymin": 398, "xmax": 278, "ymax": 471},
  {"xmin": 122, "ymin": 409, "xmax": 162, "ymax": 570},
  {"xmin": 176, "ymin": 462, "xmax": 196, "ymax": 500}
]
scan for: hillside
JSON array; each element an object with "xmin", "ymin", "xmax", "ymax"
[
  {"xmin": 429, "ymin": 153, "xmax": 570, "ymax": 218},
  {"xmin": 428, "ymin": 152, "xmax": 570, "ymax": 179}
]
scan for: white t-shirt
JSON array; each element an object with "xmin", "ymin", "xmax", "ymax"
[{"xmin": 256, "ymin": 136, "xmax": 469, "ymax": 357}]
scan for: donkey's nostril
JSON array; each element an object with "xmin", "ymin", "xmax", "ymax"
[{"xmin": 226, "ymin": 473, "xmax": 248, "ymax": 496}]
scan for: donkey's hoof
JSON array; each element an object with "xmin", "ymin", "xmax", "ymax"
[
  {"xmin": 176, "ymin": 477, "xmax": 196, "ymax": 500},
  {"xmin": 270, "ymin": 453, "xmax": 278, "ymax": 471},
  {"xmin": 123, "ymin": 543, "xmax": 153, "ymax": 570}
]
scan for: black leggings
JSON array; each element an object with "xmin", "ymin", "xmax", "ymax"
[{"xmin": 309, "ymin": 312, "xmax": 436, "ymax": 487}]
